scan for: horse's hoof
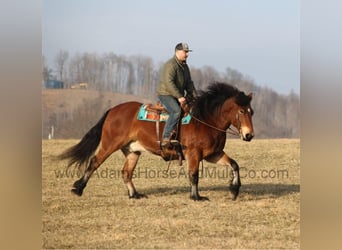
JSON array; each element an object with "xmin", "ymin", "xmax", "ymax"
[
  {"xmin": 229, "ymin": 184, "xmax": 240, "ymax": 200},
  {"xmin": 190, "ymin": 195, "xmax": 210, "ymax": 201},
  {"xmin": 73, "ymin": 179, "xmax": 86, "ymax": 189},
  {"xmin": 71, "ymin": 188, "xmax": 83, "ymax": 196},
  {"xmin": 129, "ymin": 192, "xmax": 147, "ymax": 199}
]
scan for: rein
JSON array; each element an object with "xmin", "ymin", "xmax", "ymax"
[
  {"xmin": 183, "ymin": 97, "xmax": 241, "ymax": 137},
  {"xmin": 190, "ymin": 114, "xmax": 240, "ymax": 137}
]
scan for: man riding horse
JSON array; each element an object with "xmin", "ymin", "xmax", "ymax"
[{"xmin": 157, "ymin": 42, "xmax": 197, "ymax": 147}]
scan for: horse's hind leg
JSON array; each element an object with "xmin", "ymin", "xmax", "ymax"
[
  {"xmin": 72, "ymin": 146, "xmax": 117, "ymax": 196},
  {"xmin": 72, "ymin": 156, "xmax": 97, "ymax": 196},
  {"xmin": 121, "ymin": 150, "xmax": 146, "ymax": 199}
]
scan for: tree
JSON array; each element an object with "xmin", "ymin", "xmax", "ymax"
[
  {"xmin": 68, "ymin": 53, "xmax": 83, "ymax": 87},
  {"xmin": 42, "ymin": 66, "xmax": 54, "ymax": 81},
  {"xmin": 42, "ymin": 55, "xmax": 54, "ymax": 81},
  {"xmin": 54, "ymin": 50, "xmax": 69, "ymax": 82}
]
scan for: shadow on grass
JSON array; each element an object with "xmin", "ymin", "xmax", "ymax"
[
  {"xmin": 241, "ymin": 183, "xmax": 300, "ymax": 197},
  {"xmin": 203, "ymin": 183, "xmax": 300, "ymax": 197},
  {"xmin": 142, "ymin": 183, "xmax": 300, "ymax": 198}
]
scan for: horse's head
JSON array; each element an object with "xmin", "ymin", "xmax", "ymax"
[
  {"xmin": 191, "ymin": 83, "xmax": 255, "ymax": 141},
  {"xmin": 230, "ymin": 92, "xmax": 254, "ymax": 141}
]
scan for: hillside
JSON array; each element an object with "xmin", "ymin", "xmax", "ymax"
[
  {"xmin": 42, "ymin": 89, "xmax": 151, "ymax": 114},
  {"xmin": 42, "ymin": 89, "xmax": 151, "ymax": 139}
]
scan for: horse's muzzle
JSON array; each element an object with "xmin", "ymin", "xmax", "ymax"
[{"xmin": 243, "ymin": 133, "xmax": 254, "ymax": 141}]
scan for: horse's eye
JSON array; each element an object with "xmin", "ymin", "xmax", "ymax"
[
  {"xmin": 248, "ymin": 108, "xmax": 254, "ymax": 116},
  {"xmin": 239, "ymin": 109, "xmax": 245, "ymax": 114}
]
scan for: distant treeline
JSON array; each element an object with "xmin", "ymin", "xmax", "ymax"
[{"xmin": 43, "ymin": 50, "xmax": 299, "ymax": 138}]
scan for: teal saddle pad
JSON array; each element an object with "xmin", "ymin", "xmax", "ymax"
[{"xmin": 137, "ymin": 104, "xmax": 191, "ymax": 124}]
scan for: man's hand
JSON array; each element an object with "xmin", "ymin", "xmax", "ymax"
[{"xmin": 178, "ymin": 97, "xmax": 186, "ymax": 104}]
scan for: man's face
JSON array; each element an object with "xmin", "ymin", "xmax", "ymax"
[{"xmin": 176, "ymin": 50, "xmax": 189, "ymax": 62}]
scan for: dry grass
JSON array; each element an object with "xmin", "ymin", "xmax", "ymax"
[{"xmin": 42, "ymin": 139, "xmax": 300, "ymax": 249}]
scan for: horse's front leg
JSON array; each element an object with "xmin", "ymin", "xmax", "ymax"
[
  {"xmin": 227, "ymin": 158, "xmax": 241, "ymax": 200},
  {"xmin": 187, "ymin": 153, "xmax": 209, "ymax": 201},
  {"xmin": 206, "ymin": 152, "xmax": 241, "ymax": 200}
]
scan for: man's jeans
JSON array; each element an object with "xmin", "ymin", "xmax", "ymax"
[{"xmin": 158, "ymin": 95, "xmax": 181, "ymax": 139}]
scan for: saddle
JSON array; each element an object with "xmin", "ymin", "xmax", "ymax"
[
  {"xmin": 137, "ymin": 102, "xmax": 189, "ymax": 165},
  {"xmin": 145, "ymin": 101, "xmax": 191, "ymax": 114},
  {"xmin": 145, "ymin": 102, "xmax": 168, "ymax": 113},
  {"xmin": 137, "ymin": 103, "xmax": 191, "ymax": 124}
]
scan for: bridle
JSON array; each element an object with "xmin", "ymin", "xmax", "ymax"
[{"xmin": 182, "ymin": 97, "xmax": 245, "ymax": 137}]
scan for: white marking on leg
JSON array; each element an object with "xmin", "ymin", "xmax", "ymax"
[
  {"xmin": 126, "ymin": 182, "xmax": 136, "ymax": 197},
  {"xmin": 232, "ymin": 170, "xmax": 239, "ymax": 185},
  {"xmin": 94, "ymin": 141, "xmax": 102, "ymax": 155},
  {"xmin": 128, "ymin": 141, "xmax": 147, "ymax": 152}
]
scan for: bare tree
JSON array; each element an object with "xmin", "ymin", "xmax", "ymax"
[
  {"xmin": 42, "ymin": 66, "xmax": 54, "ymax": 81},
  {"xmin": 42, "ymin": 55, "xmax": 54, "ymax": 81},
  {"xmin": 68, "ymin": 53, "xmax": 83, "ymax": 87},
  {"xmin": 54, "ymin": 50, "xmax": 69, "ymax": 82}
]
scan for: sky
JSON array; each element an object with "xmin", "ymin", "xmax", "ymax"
[{"xmin": 42, "ymin": 0, "xmax": 300, "ymax": 95}]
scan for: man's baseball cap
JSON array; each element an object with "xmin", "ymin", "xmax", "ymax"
[{"xmin": 175, "ymin": 42, "xmax": 192, "ymax": 52}]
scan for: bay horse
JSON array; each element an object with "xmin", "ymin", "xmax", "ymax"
[{"xmin": 59, "ymin": 82, "xmax": 254, "ymax": 201}]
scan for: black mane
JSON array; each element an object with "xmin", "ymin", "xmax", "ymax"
[{"xmin": 191, "ymin": 82, "xmax": 251, "ymax": 121}]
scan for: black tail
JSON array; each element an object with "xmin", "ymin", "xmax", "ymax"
[{"xmin": 59, "ymin": 109, "xmax": 110, "ymax": 169}]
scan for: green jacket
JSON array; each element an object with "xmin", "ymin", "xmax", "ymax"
[{"xmin": 157, "ymin": 56, "xmax": 197, "ymax": 98}]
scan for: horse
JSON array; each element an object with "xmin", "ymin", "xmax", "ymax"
[{"xmin": 59, "ymin": 82, "xmax": 254, "ymax": 201}]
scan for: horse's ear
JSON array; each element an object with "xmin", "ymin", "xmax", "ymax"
[{"xmin": 248, "ymin": 92, "xmax": 253, "ymax": 100}]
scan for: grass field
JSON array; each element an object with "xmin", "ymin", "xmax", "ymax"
[{"xmin": 42, "ymin": 139, "xmax": 300, "ymax": 249}]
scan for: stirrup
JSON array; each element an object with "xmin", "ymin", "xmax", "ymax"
[
  {"xmin": 170, "ymin": 139, "xmax": 180, "ymax": 146},
  {"xmin": 161, "ymin": 139, "xmax": 179, "ymax": 147}
]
